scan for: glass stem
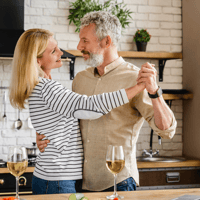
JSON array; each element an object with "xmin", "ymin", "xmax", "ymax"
[
  {"xmin": 16, "ymin": 176, "xmax": 19, "ymax": 200},
  {"xmin": 113, "ymin": 174, "xmax": 117, "ymax": 196}
]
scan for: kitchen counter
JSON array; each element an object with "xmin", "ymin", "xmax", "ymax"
[
  {"xmin": 1, "ymin": 160, "xmax": 200, "ymax": 174},
  {"xmin": 137, "ymin": 159, "xmax": 200, "ymax": 169},
  {"xmin": 0, "ymin": 166, "xmax": 35, "ymax": 174},
  {"xmin": 2, "ymin": 188, "xmax": 200, "ymax": 200}
]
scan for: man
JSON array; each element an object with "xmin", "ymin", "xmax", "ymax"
[{"xmin": 37, "ymin": 11, "xmax": 177, "ymax": 192}]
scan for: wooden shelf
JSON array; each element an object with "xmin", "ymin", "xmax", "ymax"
[
  {"xmin": 162, "ymin": 89, "xmax": 193, "ymax": 100},
  {"xmin": 66, "ymin": 50, "xmax": 82, "ymax": 57},
  {"xmin": 0, "ymin": 51, "xmax": 184, "ymax": 82},
  {"xmin": 163, "ymin": 93, "xmax": 193, "ymax": 100},
  {"xmin": 66, "ymin": 50, "xmax": 183, "ymax": 82},
  {"xmin": 66, "ymin": 50, "xmax": 183, "ymax": 59},
  {"xmin": 0, "ymin": 57, "xmax": 71, "ymax": 61},
  {"xmin": 0, "ymin": 51, "xmax": 183, "ymax": 60},
  {"xmin": 119, "ymin": 51, "xmax": 182, "ymax": 59}
]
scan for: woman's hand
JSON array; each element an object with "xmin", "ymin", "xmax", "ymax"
[
  {"xmin": 136, "ymin": 82, "xmax": 146, "ymax": 92},
  {"xmin": 36, "ymin": 132, "xmax": 50, "ymax": 152}
]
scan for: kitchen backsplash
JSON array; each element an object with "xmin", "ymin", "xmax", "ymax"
[{"xmin": 0, "ymin": 0, "xmax": 183, "ymax": 161}]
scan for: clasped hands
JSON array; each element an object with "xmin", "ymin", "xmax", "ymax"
[{"xmin": 137, "ymin": 62, "xmax": 159, "ymax": 95}]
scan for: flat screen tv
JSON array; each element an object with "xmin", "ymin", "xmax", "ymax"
[{"xmin": 0, "ymin": 0, "xmax": 24, "ymax": 57}]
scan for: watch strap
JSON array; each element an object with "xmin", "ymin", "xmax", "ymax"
[{"xmin": 148, "ymin": 86, "xmax": 163, "ymax": 99}]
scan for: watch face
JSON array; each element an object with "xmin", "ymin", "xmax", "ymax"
[{"xmin": 157, "ymin": 87, "xmax": 163, "ymax": 97}]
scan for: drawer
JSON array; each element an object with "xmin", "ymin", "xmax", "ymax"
[
  {"xmin": 139, "ymin": 167, "xmax": 200, "ymax": 187},
  {"xmin": 0, "ymin": 173, "xmax": 33, "ymax": 193}
]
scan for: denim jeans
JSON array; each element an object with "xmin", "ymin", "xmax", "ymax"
[
  {"xmin": 104, "ymin": 177, "xmax": 136, "ymax": 192},
  {"xmin": 32, "ymin": 175, "xmax": 77, "ymax": 194},
  {"xmin": 75, "ymin": 177, "xmax": 136, "ymax": 193},
  {"xmin": 103, "ymin": 177, "xmax": 136, "ymax": 192}
]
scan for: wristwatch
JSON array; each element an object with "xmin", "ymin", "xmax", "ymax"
[{"xmin": 148, "ymin": 86, "xmax": 163, "ymax": 99}]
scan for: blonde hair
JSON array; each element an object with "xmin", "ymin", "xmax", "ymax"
[{"xmin": 9, "ymin": 28, "xmax": 53, "ymax": 109}]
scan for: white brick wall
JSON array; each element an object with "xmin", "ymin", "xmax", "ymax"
[{"xmin": 0, "ymin": 0, "xmax": 183, "ymax": 160}]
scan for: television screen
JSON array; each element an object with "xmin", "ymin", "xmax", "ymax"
[
  {"xmin": 0, "ymin": 0, "xmax": 24, "ymax": 56},
  {"xmin": 0, "ymin": 0, "xmax": 24, "ymax": 30}
]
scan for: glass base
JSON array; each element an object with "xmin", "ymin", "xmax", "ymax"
[{"xmin": 106, "ymin": 194, "xmax": 124, "ymax": 200}]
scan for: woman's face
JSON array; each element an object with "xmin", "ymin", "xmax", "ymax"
[{"xmin": 37, "ymin": 36, "xmax": 63, "ymax": 73}]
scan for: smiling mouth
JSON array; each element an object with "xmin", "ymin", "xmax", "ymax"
[
  {"xmin": 81, "ymin": 50, "xmax": 90, "ymax": 55},
  {"xmin": 56, "ymin": 57, "xmax": 62, "ymax": 62}
]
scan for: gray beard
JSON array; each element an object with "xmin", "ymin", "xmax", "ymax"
[{"xmin": 85, "ymin": 53, "xmax": 104, "ymax": 68}]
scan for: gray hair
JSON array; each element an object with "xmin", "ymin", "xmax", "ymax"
[{"xmin": 80, "ymin": 11, "xmax": 122, "ymax": 47}]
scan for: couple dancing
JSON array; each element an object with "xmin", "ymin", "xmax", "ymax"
[{"xmin": 9, "ymin": 11, "xmax": 177, "ymax": 194}]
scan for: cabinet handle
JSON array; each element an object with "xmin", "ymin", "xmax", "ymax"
[
  {"xmin": 19, "ymin": 176, "xmax": 27, "ymax": 186},
  {"xmin": 166, "ymin": 172, "xmax": 180, "ymax": 183},
  {"xmin": 0, "ymin": 179, "xmax": 4, "ymax": 185}
]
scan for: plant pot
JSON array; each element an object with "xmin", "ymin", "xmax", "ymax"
[{"xmin": 136, "ymin": 41, "xmax": 147, "ymax": 52}]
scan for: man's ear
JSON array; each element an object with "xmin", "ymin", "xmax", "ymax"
[{"xmin": 101, "ymin": 35, "xmax": 112, "ymax": 48}]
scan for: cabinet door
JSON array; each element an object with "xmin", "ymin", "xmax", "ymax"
[
  {"xmin": 139, "ymin": 168, "xmax": 200, "ymax": 186},
  {"xmin": 0, "ymin": 173, "xmax": 33, "ymax": 193}
]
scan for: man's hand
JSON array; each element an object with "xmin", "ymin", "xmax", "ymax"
[
  {"xmin": 36, "ymin": 132, "xmax": 50, "ymax": 153},
  {"xmin": 137, "ymin": 63, "xmax": 174, "ymax": 131},
  {"xmin": 136, "ymin": 62, "xmax": 158, "ymax": 95}
]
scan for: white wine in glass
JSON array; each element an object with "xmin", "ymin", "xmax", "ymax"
[
  {"xmin": 106, "ymin": 145, "xmax": 125, "ymax": 200},
  {"xmin": 7, "ymin": 146, "xmax": 28, "ymax": 200}
]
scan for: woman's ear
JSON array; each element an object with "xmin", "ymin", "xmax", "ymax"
[
  {"xmin": 37, "ymin": 58, "xmax": 41, "ymax": 67},
  {"xmin": 101, "ymin": 36, "xmax": 112, "ymax": 48}
]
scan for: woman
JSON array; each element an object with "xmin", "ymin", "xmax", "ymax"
[{"xmin": 9, "ymin": 29, "xmax": 145, "ymax": 194}]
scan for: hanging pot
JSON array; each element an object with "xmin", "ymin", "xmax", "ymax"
[
  {"xmin": 136, "ymin": 41, "xmax": 147, "ymax": 52},
  {"xmin": 0, "ymin": 159, "xmax": 6, "ymax": 167}
]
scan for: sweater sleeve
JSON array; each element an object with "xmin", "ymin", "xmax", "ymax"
[{"xmin": 41, "ymin": 79, "xmax": 129, "ymax": 119}]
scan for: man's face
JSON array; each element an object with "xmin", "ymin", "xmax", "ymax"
[{"xmin": 77, "ymin": 23, "xmax": 104, "ymax": 67}]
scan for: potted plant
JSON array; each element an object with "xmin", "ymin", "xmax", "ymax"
[
  {"xmin": 68, "ymin": 0, "xmax": 133, "ymax": 32},
  {"xmin": 133, "ymin": 29, "xmax": 151, "ymax": 52}
]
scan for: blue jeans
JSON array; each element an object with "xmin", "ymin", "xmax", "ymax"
[
  {"xmin": 32, "ymin": 175, "xmax": 77, "ymax": 194},
  {"xmin": 75, "ymin": 177, "xmax": 136, "ymax": 192},
  {"xmin": 104, "ymin": 177, "xmax": 136, "ymax": 192}
]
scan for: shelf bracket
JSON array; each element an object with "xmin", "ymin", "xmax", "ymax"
[
  {"xmin": 165, "ymin": 100, "xmax": 173, "ymax": 108},
  {"xmin": 69, "ymin": 57, "xmax": 76, "ymax": 80},
  {"xmin": 159, "ymin": 59, "xmax": 167, "ymax": 82},
  {"xmin": 60, "ymin": 49, "xmax": 76, "ymax": 80}
]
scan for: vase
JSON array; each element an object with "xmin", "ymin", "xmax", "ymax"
[{"xmin": 136, "ymin": 41, "xmax": 147, "ymax": 52}]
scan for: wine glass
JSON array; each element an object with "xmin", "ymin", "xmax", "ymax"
[
  {"xmin": 7, "ymin": 146, "xmax": 28, "ymax": 200},
  {"xmin": 106, "ymin": 145, "xmax": 125, "ymax": 200}
]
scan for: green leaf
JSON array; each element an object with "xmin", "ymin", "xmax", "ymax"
[
  {"xmin": 133, "ymin": 29, "xmax": 151, "ymax": 42},
  {"xmin": 67, "ymin": 0, "xmax": 133, "ymax": 32}
]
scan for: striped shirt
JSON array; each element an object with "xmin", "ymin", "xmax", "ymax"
[{"xmin": 28, "ymin": 77, "xmax": 129, "ymax": 181}]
